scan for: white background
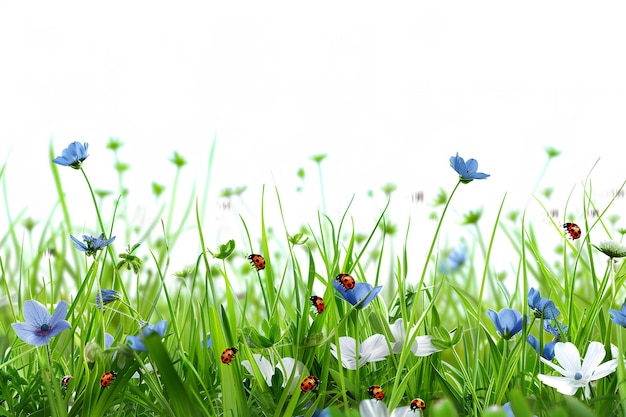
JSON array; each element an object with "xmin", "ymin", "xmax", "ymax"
[{"xmin": 1, "ymin": 2, "xmax": 625, "ymax": 281}]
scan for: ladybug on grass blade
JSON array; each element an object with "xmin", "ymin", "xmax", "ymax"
[
  {"xmin": 368, "ymin": 385, "xmax": 385, "ymax": 401},
  {"xmin": 563, "ymin": 223, "xmax": 581, "ymax": 240},
  {"xmin": 248, "ymin": 254, "xmax": 266, "ymax": 271},
  {"xmin": 410, "ymin": 398, "xmax": 426, "ymax": 411},
  {"xmin": 300, "ymin": 375, "xmax": 321, "ymax": 392},
  {"xmin": 310, "ymin": 296, "xmax": 325, "ymax": 314},
  {"xmin": 100, "ymin": 371, "xmax": 117, "ymax": 388},
  {"xmin": 221, "ymin": 347, "xmax": 238, "ymax": 365},
  {"xmin": 61, "ymin": 375, "xmax": 72, "ymax": 389},
  {"xmin": 335, "ymin": 273, "xmax": 355, "ymax": 290}
]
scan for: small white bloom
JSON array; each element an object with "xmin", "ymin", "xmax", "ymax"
[
  {"xmin": 359, "ymin": 399, "xmax": 413, "ymax": 417},
  {"xmin": 390, "ymin": 319, "xmax": 441, "ymax": 356},
  {"xmin": 537, "ymin": 341, "xmax": 617, "ymax": 396},
  {"xmin": 330, "ymin": 334, "xmax": 390, "ymax": 370},
  {"xmin": 241, "ymin": 354, "xmax": 275, "ymax": 386},
  {"xmin": 241, "ymin": 354, "xmax": 307, "ymax": 393}
]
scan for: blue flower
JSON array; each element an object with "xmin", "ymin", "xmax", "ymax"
[
  {"xmin": 11, "ymin": 300, "xmax": 71, "ymax": 346},
  {"xmin": 126, "ymin": 320, "xmax": 168, "ymax": 352},
  {"xmin": 543, "ymin": 320, "xmax": 567, "ymax": 341},
  {"xmin": 488, "ymin": 308, "xmax": 523, "ymax": 340},
  {"xmin": 70, "ymin": 233, "xmax": 116, "ymax": 257},
  {"xmin": 528, "ymin": 288, "xmax": 560, "ymax": 319},
  {"xmin": 53, "ymin": 141, "xmax": 89, "ymax": 169},
  {"xmin": 449, "ymin": 153, "xmax": 490, "ymax": 183},
  {"xmin": 526, "ymin": 334, "xmax": 556, "ymax": 360},
  {"xmin": 610, "ymin": 300, "xmax": 626, "ymax": 327},
  {"xmin": 439, "ymin": 243, "xmax": 467, "ymax": 274},
  {"xmin": 96, "ymin": 289, "xmax": 120, "ymax": 310},
  {"xmin": 332, "ymin": 280, "xmax": 382, "ymax": 310}
]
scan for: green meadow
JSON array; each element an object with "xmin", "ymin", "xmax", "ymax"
[{"xmin": 1, "ymin": 140, "xmax": 626, "ymax": 417}]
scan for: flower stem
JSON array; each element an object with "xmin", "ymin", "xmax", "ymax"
[{"xmin": 410, "ymin": 180, "xmax": 461, "ymax": 323}]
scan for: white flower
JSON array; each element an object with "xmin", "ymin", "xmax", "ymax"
[
  {"xmin": 330, "ymin": 334, "xmax": 390, "ymax": 370},
  {"xmin": 241, "ymin": 354, "xmax": 306, "ymax": 393},
  {"xmin": 359, "ymin": 399, "xmax": 413, "ymax": 417},
  {"xmin": 537, "ymin": 341, "xmax": 617, "ymax": 396},
  {"xmin": 390, "ymin": 319, "xmax": 441, "ymax": 356}
]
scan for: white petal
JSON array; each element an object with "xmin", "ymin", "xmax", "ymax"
[
  {"xmin": 581, "ymin": 342, "xmax": 606, "ymax": 373},
  {"xmin": 390, "ymin": 320, "xmax": 406, "ymax": 353},
  {"xmin": 359, "ymin": 399, "xmax": 389, "ymax": 417},
  {"xmin": 241, "ymin": 354, "xmax": 274, "ymax": 386},
  {"xmin": 276, "ymin": 357, "xmax": 307, "ymax": 393},
  {"xmin": 554, "ymin": 342, "xmax": 582, "ymax": 374},
  {"xmin": 537, "ymin": 374, "xmax": 579, "ymax": 396},
  {"xmin": 331, "ymin": 336, "xmax": 359, "ymax": 370},
  {"xmin": 590, "ymin": 358, "xmax": 618, "ymax": 381},
  {"xmin": 539, "ymin": 355, "xmax": 568, "ymax": 376},
  {"xmin": 360, "ymin": 334, "xmax": 391, "ymax": 363},
  {"xmin": 411, "ymin": 335, "xmax": 441, "ymax": 357},
  {"xmin": 390, "ymin": 406, "xmax": 413, "ymax": 417}
]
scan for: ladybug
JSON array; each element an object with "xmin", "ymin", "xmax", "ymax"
[
  {"xmin": 248, "ymin": 254, "xmax": 266, "ymax": 271},
  {"xmin": 100, "ymin": 371, "xmax": 117, "ymax": 388},
  {"xmin": 563, "ymin": 223, "xmax": 581, "ymax": 240},
  {"xmin": 335, "ymin": 273, "xmax": 356, "ymax": 290},
  {"xmin": 221, "ymin": 347, "xmax": 238, "ymax": 365},
  {"xmin": 310, "ymin": 296, "xmax": 325, "ymax": 314},
  {"xmin": 368, "ymin": 385, "xmax": 385, "ymax": 401},
  {"xmin": 300, "ymin": 375, "xmax": 321, "ymax": 392},
  {"xmin": 410, "ymin": 398, "xmax": 426, "ymax": 411},
  {"xmin": 61, "ymin": 375, "xmax": 72, "ymax": 389}
]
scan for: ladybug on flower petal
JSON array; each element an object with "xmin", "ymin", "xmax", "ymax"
[
  {"xmin": 221, "ymin": 347, "xmax": 238, "ymax": 365},
  {"xmin": 300, "ymin": 375, "xmax": 321, "ymax": 392},
  {"xmin": 248, "ymin": 254, "xmax": 266, "ymax": 271},
  {"xmin": 563, "ymin": 223, "xmax": 581, "ymax": 240},
  {"xmin": 368, "ymin": 385, "xmax": 385, "ymax": 401},
  {"xmin": 100, "ymin": 371, "xmax": 117, "ymax": 388},
  {"xmin": 335, "ymin": 273, "xmax": 355, "ymax": 290},
  {"xmin": 310, "ymin": 296, "xmax": 325, "ymax": 314},
  {"xmin": 410, "ymin": 398, "xmax": 426, "ymax": 411}
]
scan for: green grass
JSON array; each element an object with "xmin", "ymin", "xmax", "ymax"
[{"xmin": 1, "ymin": 140, "xmax": 626, "ymax": 416}]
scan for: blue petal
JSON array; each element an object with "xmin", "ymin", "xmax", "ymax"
[
  {"xmin": 127, "ymin": 334, "xmax": 147, "ymax": 351},
  {"xmin": 22, "ymin": 300, "xmax": 51, "ymax": 326},
  {"xmin": 610, "ymin": 309, "xmax": 626, "ymax": 327},
  {"xmin": 70, "ymin": 235, "xmax": 88, "ymax": 252},
  {"xmin": 543, "ymin": 341, "xmax": 556, "ymax": 360},
  {"xmin": 465, "ymin": 158, "xmax": 479, "ymax": 174},
  {"xmin": 527, "ymin": 288, "xmax": 540, "ymax": 308},
  {"xmin": 526, "ymin": 334, "xmax": 540, "ymax": 354}
]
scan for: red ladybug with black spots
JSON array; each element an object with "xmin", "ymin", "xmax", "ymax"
[
  {"xmin": 368, "ymin": 385, "xmax": 385, "ymax": 401},
  {"xmin": 100, "ymin": 371, "xmax": 117, "ymax": 388},
  {"xmin": 221, "ymin": 347, "xmax": 238, "ymax": 365},
  {"xmin": 410, "ymin": 398, "xmax": 426, "ymax": 411},
  {"xmin": 248, "ymin": 254, "xmax": 266, "ymax": 271},
  {"xmin": 300, "ymin": 375, "xmax": 321, "ymax": 392},
  {"xmin": 335, "ymin": 273, "xmax": 355, "ymax": 290},
  {"xmin": 310, "ymin": 296, "xmax": 325, "ymax": 314},
  {"xmin": 563, "ymin": 223, "xmax": 581, "ymax": 240}
]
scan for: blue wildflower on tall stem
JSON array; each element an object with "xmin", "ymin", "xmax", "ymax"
[
  {"xmin": 52, "ymin": 141, "xmax": 89, "ymax": 169},
  {"xmin": 488, "ymin": 308, "xmax": 523, "ymax": 340},
  {"xmin": 528, "ymin": 287, "xmax": 560, "ymax": 319},
  {"xmin": 12, "ymin": 300, "xmax": 71, "ymax": 346},
  {"xmin": 450, "ymin": 152, "xmax": 490, "ymax": 184},
  {"xmin": 332, "ymin": 280, "xmax": 382, "ymax": 309},
  {"xmin": 71, "ymin": 233, "xmax": 116, "ymax": 257}
]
